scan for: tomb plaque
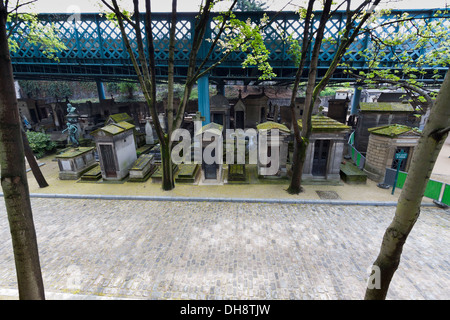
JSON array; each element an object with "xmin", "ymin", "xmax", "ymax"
[{"xmin": 61, "ymin": 160, "xmax": 72, "ymax": 171}]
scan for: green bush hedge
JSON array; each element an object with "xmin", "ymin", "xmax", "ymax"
[{"xmin": 26, "ymin": 131, "xmax": 56, "ymax": 159}]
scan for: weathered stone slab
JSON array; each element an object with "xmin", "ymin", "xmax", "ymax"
[
  {"xmin": 150, "ymin": 163, "xmax": 179, "ymax": 183},
  {"xmin": 129, "ymin": 154, "xmax": 156, "ymax": 182},
  {"xmin": 340, "ymin": 161, "xmax": 367, "ymax": 184},
  {"xmin": 80, "ymin": 164, "xmax": 102, "ymax": 181},
  {"xmin": 136, "ymin": 144, "xmax": 155, "ymax": 157},
  {"xmin": 175, "ymin": 164, "xmax": 200, "ymax": 183}
]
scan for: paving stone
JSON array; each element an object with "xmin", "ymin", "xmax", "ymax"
[{"xmin": 0, "ymin": 198, "xmax": 448, "ymax": 300}]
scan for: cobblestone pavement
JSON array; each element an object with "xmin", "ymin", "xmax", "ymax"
[{"xmin": 0, "ymin": 198, "xmax": 448, "ymax": 300}]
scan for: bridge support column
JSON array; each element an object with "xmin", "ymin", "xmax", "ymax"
[
  {"xmin": 350, "ymin": 84, "xmax": 361, "ymax": 115},
  {"xmin": 96, "ymin": 80, "xmax": 106, "ymax": 101},
  {"xmin": 198, "ymin": 75, "xmax": 210, "ymax": 125}
]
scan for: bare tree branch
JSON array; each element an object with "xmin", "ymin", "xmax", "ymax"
[{"xmin": 7, "ymin": 0, "xmax": 36, "ymax": 14}]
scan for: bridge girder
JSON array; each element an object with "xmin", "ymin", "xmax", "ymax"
[{"xmin": 9, "ymin": 10, "xmax": 449, "ymax": 86}]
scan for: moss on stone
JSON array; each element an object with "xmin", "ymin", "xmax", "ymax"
[
  {"xmin": 256, "ymin": 121, "xmax": 290, "ymax": 133},
  {"xmin": 359, "ymin": 102, "xmax": 414, "ymax": 113},
  {"xmin": 92, "ymin": 121, "xmax": 135, "ymax": 136},
  {"xmin": 177, "ymin": 164, "xmax": 199, "ymax": 177},
  {"xmin": 55, "ymin": 147, "xmax": 94, "ymax": 158},
  {"xmin": 368, "ymin": 124, "xmax": 421, "ymax": 137},
  {"xmin": 297, "ymin": 115, "xmax": 350, "ymax": 132},
  {"xmin": 108, "ymin": 113, "xmax": 133, "ymax": 123},
  {"xmin": 340, "ymin": 161, "xmax": 367, "ymax": 184},
  {"xmin": 195, "ymin": 122, "xmax": 223, "ymax": 136}
]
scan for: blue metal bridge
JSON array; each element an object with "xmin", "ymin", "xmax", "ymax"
[{"xmin": 9, "ymin": 9, "xmax": 449, "ymax": 85}]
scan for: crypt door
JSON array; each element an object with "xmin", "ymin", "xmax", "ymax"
[
  {"xmin": 203, "ymin": 146, "xmax": 218, "ymax": 180},
  {"xmin": 204, "ymin": 163, "xmax": 218, "ymax": 180},
  {"xmin": 100, "ymin": 144, "xmax": 117, "ymax": 178},
  {"xmin": 312, "ymin": 140, "xmax": 330, "ymax": 177}
]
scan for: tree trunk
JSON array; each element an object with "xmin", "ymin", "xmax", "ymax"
[
  {"xmin": 287, "ymin": 140, "xmax": 307, "ymax": 194},
  {"xmin": 22, "ymin": 130, "xmax": 49, "ymax": 188},
  {"xmin": 286, "ymin": 0, "xmax": 332, "ymax": 194},
  {"xmin": 160, "ymin": 136, "xmax": 174, "ymax": 191},
  {"xmin": 365, "ymin": 70, "xmax": 450, "ymax": 300},
  {"xmin": 0, "ymin": 9, "xmax": 45, "ymax": 300}
]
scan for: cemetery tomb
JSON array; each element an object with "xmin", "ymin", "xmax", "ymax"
[
  {"xmin": 56, "ymin": 147, "xmax": 97, "ymax": 180},
  {"xmin": 80, "ymin": 164, "xmax": 102, "ymax": 181},
  {"xmin": 339, "ymin": 160, "xmax": 367, "ymax": 184},
  {"xmin": 256, "ymin": 121, "xmax": 291, "ymax": 178},
  {"xmin": 106, "ymin": 112, "xmax": 146, "ymax": 148},
  {"xmin": 150, "ymin": 163, "xmax": 179, "ymax": 184},
  {"xmin": 242, "ymin": 90, "xmax": 269, "ymax": 128},
  {"xmin": 278, "ymin": 97, "xmax": 321, "ymax": 130},
  {"xmin": 210, "ymin": 94, "xmax": 231, "ymax": 129},
  {"xmin": 327, "ymin": 98, "xmax": 350, "ymax": 124},
  {"xmin": 354, "ymin": 101, "xmax": 418, "ymax": 153},
  {"xmin": 129, "ymin": 154, "xmax": 157, "ymax": 182},
  {"xmin": 363, "ymin": 124, "xmax": 421, "ymax": 182},
  {"xmin": 148, "ymin": 144, "xmax": 162, "ymax": 162},
  {"xmin": 145, "ymin": 117, "xmax": 155, "ymax": 145},
  {"xmin": 91, "ymin": 121, "xmax": 137, "ymax": 181},
  {"xmin": 297, "ymin": 115, "xmax": 350, "ymax": 184},
  {"xmin": 105, "ymin": 112, "xmax": 134, "ymax": 125},
  {"xmin": 195, "ymin": 122, "xmax": 224, "ymax": 184},
  {"xmin": 175, "ymin": 164, "xmax": 200, "ymax": 184}
]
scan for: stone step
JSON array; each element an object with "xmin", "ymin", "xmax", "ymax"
[{"xmin": 80, "ymin": 164, "xmax": 102, "ymax": 181}]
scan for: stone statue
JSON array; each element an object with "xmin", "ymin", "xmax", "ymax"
[
  {"xmin": 67, "ymin": 103, "xmax": 76, "ymax": 114},
  {"xmin": 62, "ymin": 121, "xmax": 79, "ymax": 147},
  {"xmin": 63, "ymin": 103, "xmax": 80, "ymax": 148}
]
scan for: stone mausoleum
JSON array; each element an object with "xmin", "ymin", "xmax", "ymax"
[
  {"xmin": 354, "ymin": 101, "xmax": 418, "ymax": 153},
  {"xmin": 91, "ymin": 121, "xmax": 137, "ymax": 181},
  {"xmin": 298, "ymin": 115, "xmax": 350, "ymax": 184},
  {"xmin": 363, "ymin": 124, "xmax": 421, "ymax": 182},
  {"xmin": 256, "ymin": 121, "xmax": 291, "ymax": 178}
]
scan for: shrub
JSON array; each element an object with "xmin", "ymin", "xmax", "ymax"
[{"xmin": 26, "ymin": 131, "xmax": 57, "ymax": 158}]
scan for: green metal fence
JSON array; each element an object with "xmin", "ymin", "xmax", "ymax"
[
  {"xmin": 394, "ymin": 170, "xmax": 450, "ymax": 206},
  {"xmin": 347, "ymin": 133, "xmax": 366, "ymax": 170},
  {"xmin": 442, "ymin": 184, "xmax": 450, "ymax": 205}
]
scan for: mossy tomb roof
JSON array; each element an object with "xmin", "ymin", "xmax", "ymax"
[
  {"xmin": 257, "ymin": 121, "xmax": 291, "ymax": 133},
  {"xmin": 92, "ymin": 121, "xmax": 135, "ymax": 136},
  {"xmin": 56, "ymin": 147, "xmax": 94, "ymax": 158},
  {"xmin": 107, "ymin": 113, "xmax": 133, "ymax": 123},
  {"xmin": 359, "ymin": 102, "xmax": 414, "ymax": 113},
  {"xmin": 368, "ymin": 124, "xmax": 421, "ymax": 137},
  {"xmin": 297, "ymin": 114, "xmax": 350, "ymax": 132},
  {"xmin": 195, "ymin": 122, "xmax": 223, "ymax": 136}
]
